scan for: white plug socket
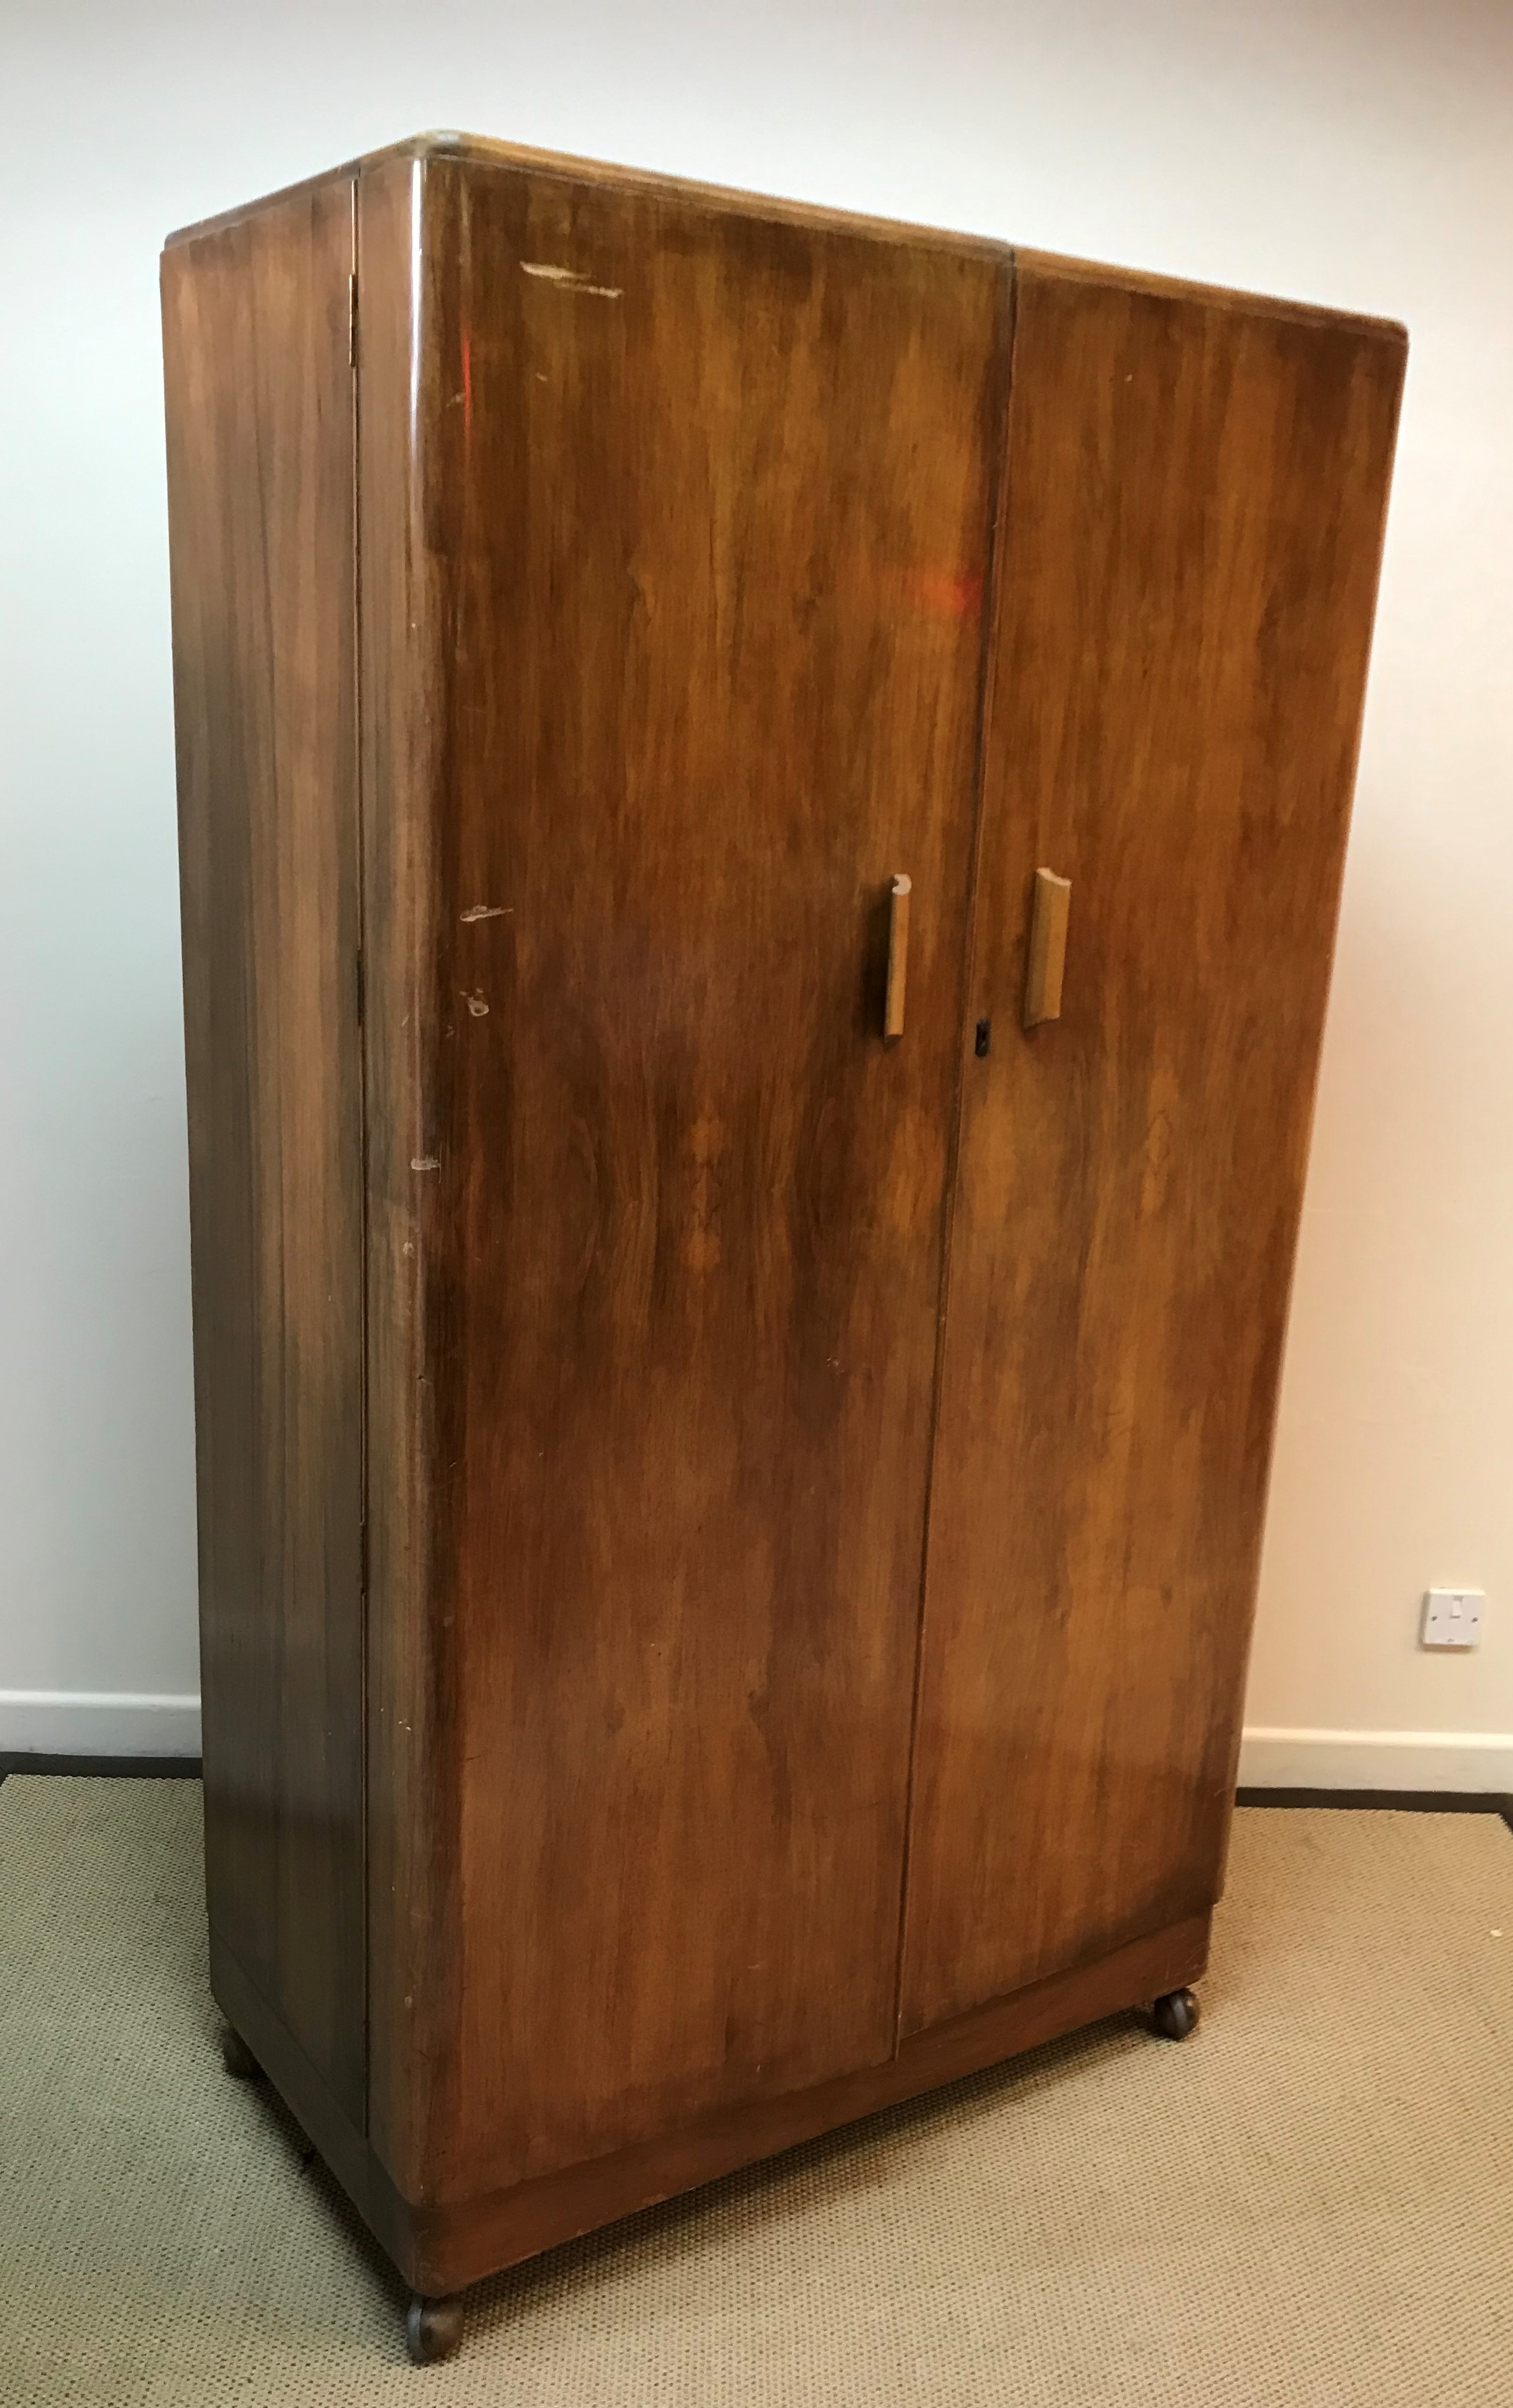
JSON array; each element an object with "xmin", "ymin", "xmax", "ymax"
[{"xmin": 1421, "ymin": 1589, "xmax": 1484, "ymax": 1650}]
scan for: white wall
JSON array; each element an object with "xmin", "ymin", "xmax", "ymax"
[{"xmin": 3, "ymin": 1, "xmax": 1510, "ymax": 1777}]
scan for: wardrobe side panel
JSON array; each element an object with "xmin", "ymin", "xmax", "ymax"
[
  {"xmin": 163, "ymin": 180, "xmax": 367, "ymax": 2119},
  {"xmin": 388, "ymin": 157, "xmax": 1004, "ymax": 2206},
  {"xmin": 902, "ymin": 265, "xmax": 1405, "ymax": 2032}
]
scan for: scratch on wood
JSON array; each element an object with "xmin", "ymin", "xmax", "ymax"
[
  {"xmin": 460, "ymin": 903, "xmax": 512, "ymax": 922},
  {"xmin": 522, "ymin": 261, "xmax": 623, "ymax": 300},
  {"xmin": 410, "ymin": 1156, "xmax": 441, "ymax": 1172}
]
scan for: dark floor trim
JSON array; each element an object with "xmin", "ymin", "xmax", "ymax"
[
  {"xmin": 1239, "ymin": 1785, "xmax": 1513, "ymax": 1835},
  {"xmin": 0, "ymin": 1753, "xmax": 202, "ymax": 1781},
  {"xmin": 1, "ymin": 1764, "xmax": 1507, "ymax": 1839}
]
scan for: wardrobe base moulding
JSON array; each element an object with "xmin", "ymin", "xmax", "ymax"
[{"xmin": 213, "ymin": 1914, "xmax": 1210, "ymax": 2296}]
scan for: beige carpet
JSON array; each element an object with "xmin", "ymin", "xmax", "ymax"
[{"xmin": 2, "ymin": 1780, "xmax": 1511, "ymax": 2406}]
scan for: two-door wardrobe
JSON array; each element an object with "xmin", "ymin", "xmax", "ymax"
[{"xmin": 162, "ymin": 132, "xmax": 1405, "ymax": 2361}]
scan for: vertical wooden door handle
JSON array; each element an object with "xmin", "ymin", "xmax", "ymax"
[
  {"xmin": 1023, "ymin": 867, "xmax": 1071, "ymax": 1029},
  {"xmin": 884, "ymin": 875, "xmax": 911, "ymax": 1039}
]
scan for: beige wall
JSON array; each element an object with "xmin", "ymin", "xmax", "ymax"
[{"xmin": 2, "ymin": 0, "xmax": 1509, "ymax": 1775}]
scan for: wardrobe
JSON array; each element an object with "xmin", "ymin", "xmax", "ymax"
[{"xmin": 162, "ymin": 132, "xmax": 1405, "ymax": 2360}]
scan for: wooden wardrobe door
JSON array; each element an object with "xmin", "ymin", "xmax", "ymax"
[
  {"xmin": 360, "ymin": 154, "xmax": 1006, "ymax": 2201},
  {"xmin": 899, "ymin": 258, "xmax": 1405, "ymax": 2036}
]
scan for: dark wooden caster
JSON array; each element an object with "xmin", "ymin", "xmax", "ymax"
[
  {"xmin": 219, "ymin": 2024, "xmax": 262, "ymax": 2079},
  {"xmin": 1150, "ymin": 1986, "xmax": 1200, "ymax": 2041},
  {"xmin": 406, "ymin": 2294, "xmax": 464, "ymax": 2366}
]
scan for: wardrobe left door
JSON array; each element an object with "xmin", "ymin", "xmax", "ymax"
[
  {"xmin": 358, "ymin": 149, "xmax": 1007, "ymax": 2208},
  {"xmin": 164, "ymin": 178, "xmax": 367, "ymax": 2124}
]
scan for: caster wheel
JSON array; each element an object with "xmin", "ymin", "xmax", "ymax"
[
  {"xmin": 220, "ymin": 2025, "xmax": 261, "ymax": 2080},
  {"xmin": 406, "ymin": 2294, "xmax": 464, "ymax": 2365},
  {"xmin": 1151, "ymin": 1986, "xmax": 1200, "ymax": 2041}
]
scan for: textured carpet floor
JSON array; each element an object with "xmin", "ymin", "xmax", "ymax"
[{"xmin": 1, "ymin": 1780, "xmax": 1511, "ymax": 2405}]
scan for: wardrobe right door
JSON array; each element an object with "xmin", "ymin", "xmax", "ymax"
[{"xmin": 899, "ymin": 256, "xmax": 1405, "ymax": 2037}]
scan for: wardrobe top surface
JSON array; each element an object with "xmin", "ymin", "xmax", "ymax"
[{"xmin": 162, "ymin": 128, "xmax": 1407, "ymax": 351}]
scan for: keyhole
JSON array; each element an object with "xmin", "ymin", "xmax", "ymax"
[{"xmin": 974, "ymin": 1018, "xmax": 991, "ymax": 1058}]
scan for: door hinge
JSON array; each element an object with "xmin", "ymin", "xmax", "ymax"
[{"xmin": 348, "ymin": 272, "xmax": 358, "ymax": 368}]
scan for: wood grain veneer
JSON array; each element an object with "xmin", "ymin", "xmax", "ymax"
[
  {"xmin": 900, "ymin": 258, "xmax": 1405, "ymax": 2034},
  {"xmin": 163, "ymin": 176, "xmax": 366, "ymax": 2124},
  {"xmin": 358, "ymin": 147, "xmax": 1008, "ymax": 2208}
]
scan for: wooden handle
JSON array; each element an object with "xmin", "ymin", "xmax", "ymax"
[
  {"xmin": 1023, "ymin": 867, "xmax": 1071, "ymax": 1028},
  {"xmin": 884, "ymin": 875, "xmax": 911, "ymax": 1040}
]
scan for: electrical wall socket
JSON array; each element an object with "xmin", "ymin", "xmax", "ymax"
[{"xmin": 1421, "ymin": 1589, "xmax": 1484, "ymax": 1650}]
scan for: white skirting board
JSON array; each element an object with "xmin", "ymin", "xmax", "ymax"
[
  {"xmin": 1239, "ymin": 1726, "xmax": 1513, "ymax": 1793},
  {"xmin": 1, "ymin": 1698, "xmax": 1510, "ymax": 1790},
  {"xmin": 0, "ymin": 1691, "xmax": 202, "ymax": 1758}
]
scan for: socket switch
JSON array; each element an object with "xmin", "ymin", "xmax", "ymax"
[{"xmin": 1421, "ymin": 1589, "xmax": 1484, "ymax": 1650}]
